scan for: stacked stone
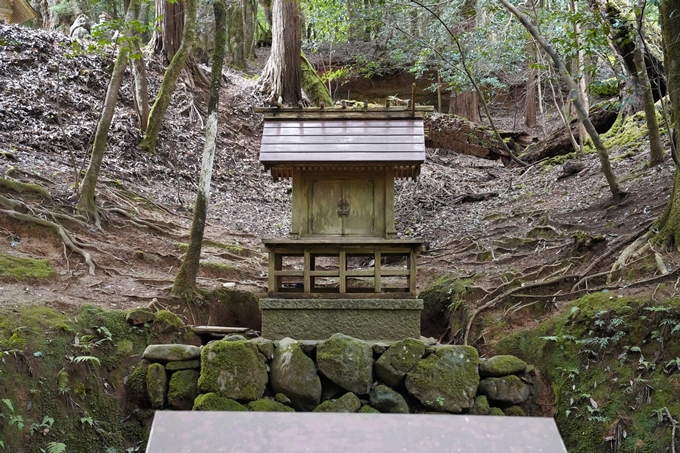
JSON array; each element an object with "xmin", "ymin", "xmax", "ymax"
[{"xmin": 138, "ymin": 333, "xmax": 532, "ymax": 414}]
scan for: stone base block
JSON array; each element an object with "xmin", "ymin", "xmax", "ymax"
[{"xmin": 260, "ymin": 299, "xmax": 423, "ymax": 341}]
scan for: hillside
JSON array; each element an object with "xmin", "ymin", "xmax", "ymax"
[{"xmin": 2, "ymin": 23, "xmax": 680, "ymax": 452}]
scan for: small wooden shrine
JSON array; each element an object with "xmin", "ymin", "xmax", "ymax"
[{"xmin": 257, "ymin": 104, "xmax": 433, "ymax": 340}]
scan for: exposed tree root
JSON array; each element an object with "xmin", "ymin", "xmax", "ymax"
[
  {"xmin": 0, "ymin": 209, "xmax": 96, "ymax": 275},
  {"xmin": 105, "ymin": 207, "xmax": 177, "ymax": 236},
  {"xmin": 0, "ymin": 177, "xmax": 52, "ymax": 199}
]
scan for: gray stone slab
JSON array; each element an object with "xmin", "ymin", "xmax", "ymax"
[
  {"xmin": 146, "ymin": 411, "xmax": 568, "ymax": 453},
  {"xmin": 260, "ymin": 299, "xmax": 422, "ymax": 341}
]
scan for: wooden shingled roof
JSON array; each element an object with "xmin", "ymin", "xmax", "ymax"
[{"xmin": 257, "ymin": 106, "xmax": 433, "ymax": 180}]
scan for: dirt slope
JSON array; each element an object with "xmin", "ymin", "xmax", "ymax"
[{"xmin": 1, "ymin": 24, "xmax": 677, "ymax": 346}]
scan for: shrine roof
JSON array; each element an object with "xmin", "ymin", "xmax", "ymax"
[{"xmin": 257, "ymin": 106, "xmax": 432, "ymax": 178}]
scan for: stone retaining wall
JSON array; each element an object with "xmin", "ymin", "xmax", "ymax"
[{"xmin": 138, "ymin": 333, "xmax": 538, "ymax": 415}]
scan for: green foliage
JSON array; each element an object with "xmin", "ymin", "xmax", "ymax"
[{"xmin": 43, "ymin": 442, "xmax": 66, "ymax": 453}]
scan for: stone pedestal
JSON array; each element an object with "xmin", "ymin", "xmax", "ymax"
[{"xmin": 260, "ymin": 298, "xmax": 423, "ymax": 341}]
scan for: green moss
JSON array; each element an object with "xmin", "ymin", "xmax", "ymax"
[
  {"xmin": 192, "ymin": 393, "xmax": 248, "ymax": 411},
  {"xmin": 247, "ymin": 399, "xmax": 295, "ymax": 412},
  {"xmin": 198, "ymin": 340, "xmax": 267, "ymax": 400},
  {"xmin": 0, "ymin": 253, "xmax": 54, "ymax": 279},
  {"xmin": 497, "ymin": 294, "xmax": 680, "ymax": 452},
  {"xmin": 504, "ymin": 406, "xmax": 526, "ymax": 416},
  {"xmin": 358, "ymin": 405, "xmax": 380, "ymax": 413},
  {"xmin": 167, "ymin": 370, "xmax": 199, "ymax": 409},
  {"xmin": 154, "ymin": 310, "xmax": 184, "ymax": 329},
  {"xmin": 0, "ymin": 177, "xmax": 51, "ymax": 199},
  {"xmin": 489, "ymin": 407, "xmax": 505, "ymax": 416},
  {"xmin": 419, "ymin": 276, "xmax": 471, "ymax": 337}
]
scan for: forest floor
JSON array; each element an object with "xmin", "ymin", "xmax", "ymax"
[{"xmin": 0, "ymin": 24, "xmax": 677, "ymax": 349}]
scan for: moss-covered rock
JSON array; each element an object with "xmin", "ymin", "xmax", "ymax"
[
  {"xmin": 250, "ymin": 337, "xmax": 275, "ymax": 360},
  {"xmin": 142, "ymin": 344, "xmax": 201, "ymax": 362},
  {"xmin": 479, "ymin": 355, "xmax": 527, "ymax": 377},
  {"xmin": 478, "ymin": 375, "xmax": 530, "ymax": 404},
  {"xmin": 125, "ymin": 308, "xmax": 155, "ymax": 326},
  {"xmin": 405, "ymin": 345, "xmax": 479, "ymax": 413},
  {"xmin": 198, "ymin": 339, "xmax": 268, "ymax": 401},
  {"xmin": 153, "ymin": 310, "xmax": 184, "ymax": 332},
  {"xmin": 313, "ymin": 392, "xmax": 362, "ymax": 413},
  {"xmin": 275, "ymin": 393, "xmax": 292, "ymax": 405},
  {"xmin": 374, "ymin": 338, "xmax": 425, "ymax": 387},
  {"xmin": 489, "ymin": 407, "xmax": 505, "ymax": 416},
  {"xmin": 504, "ymin": 406, "xmax": 526, "ymax": 416},
  {"xmin": 469, "ymin": 395, "xmax": 490, "ymax": 415},
  {"xmin": 270, "ymin": 338, "xmax": 321, "ymax": 411},
  {"xmin": 167, "ymin": 370, "xmax": 199, "ymax": 410},
  {"xmin": 369, "ymin": 384, "xmax": 409, "ymax": 413},
  {"xmin": 192, "ymin": 393, "xmax": 248, "ymax": 411},
  {"xmin": 358, "ymin": 405, "xmax": 380, "ymax": 414},
  {"xmin": 317, "ymin": 333, "xmax": 373, "ymax": 395},
  {"xmin": 166, "ymin": 359, "xmax": 200, "ymax": 371},
  {"xmin": 0, "ymin": 253, "xmax": 54, "ymax": 279},
  {"xmin": 247, "ymin": 399, "xmax": 295, "ymax": 412},
  {"xmin": 146, "ymin": 363, "xmax": 168, "ymax": 409}
]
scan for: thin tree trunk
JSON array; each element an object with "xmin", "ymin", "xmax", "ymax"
[
  {"xmin": 634, "ymin": 0, "xmax": 664, "ymax": 166},
  {"xmin": 258, "ymin": 0, "xmax": 302, "ymax": 105},
  {"xmin": 227, "ymin": 0, "xmax": 247, "ymax": 69},
  {"xmin": 130, "ymin": 0, "xmax": 149, "ymax": 132},
  {"xmin": 525, "ymin": 41, "xmax": 537, "ymax": 129},
  {"xmin": 141, "ymin": 0, "xmax": 198, "ymax": 154},
  {"xmin": 172, "ymin": 0, "xmax": 227, "ymax": 297},
  {"xmin": 498, "ymin": 0, "xmax": 622, "ymax": 200},
  {"xmin": 449, "ymin": 90, "xmax": 480, "ymax": 123},
  {"xmin": 76, "ymin": 0, "xmax": 140, "ymax": 220}
]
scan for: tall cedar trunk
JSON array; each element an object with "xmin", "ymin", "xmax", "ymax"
[
  {"xmin": 139, "ymin": 0, "xmax": 151, "ymax": 43},
  {"xmin": 153, "ymin": 0, "xmax": 184, "ymax": 61},
  {"xmin": 653, "ymin": 1, "xmax": 680, "ymax": 248},
  {"xmin": 227, "ymin": 0, "xmax": 247, "ymax": 69},
  {"xmin": 76, "ymin": 0, "xmax": 140, "ymax": 218},
  {"xmin": 525, "ymin": 41, "xmax": 537, "ymax": 128},
  {"xmin": 586, "ymin": 0, "xmax": 666, "ymax": 116},
  {"xmin": 141, "ymin": 0, "xmax": 198, "ymax": 154},
  {"xmin": 634, "ymin": 2, "xmax": 664, "ymax": 166},
  {"xmin": 499, "ymin": 0, "xmax": 622, "ymax": 199},
  {"xmin": 449, "ymin": 90, "xmax": 480, "ymax": 123},
  {"xmin": 243, "ymin": 0, "xmax": 256, "ymax": 58},
  {"xmin": 172, "ymin": 0, "xmax": 227, "ymax": 297},
  {"xmin": 258, "ymin": 0, "xmax": 302, "ymax": 105},
  {"xmin": 130, "ymin": 0, "xmax": 149, "ymax": 132}
]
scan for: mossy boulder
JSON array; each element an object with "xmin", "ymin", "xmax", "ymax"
[
  {"xmin": 247, "ymin": 399, "xmax": 295, "ymax": 412},
  {"xmin": 142, "ymin": 344, "xmax": 201, "ymax": 363},
  {"xmin": 153, "ymin": 310, "xmax": 184, "ymax": 332},
  {"xmin": 198, "ymin": 340, "xmax": 268, "ymax": 401},
  {"xmin": 374, "ymin": 338, "xmax": 425, "ymax": 387},
  {"xmin": 146, "ymin": 363, "xmax": 168, "ymax": 409},
  {"xmin": 270, "ymin": 338, "xmax": 321, "ymax": 411},
  {"xmin": 479, "ymin": 355, "xmax": 527, "ymax": 377},
  {"xmin": 419, "ymin": 276, "xmax": 469, "ymax": 338},
  {"xmin": 250, "ymin": 337, "xmax": 275, "ymax": 360},
  {"xmin": 125, "ymin": 308, "xmax": 154, "ymax": 326},
  {"xmin": 317, "ymin": 334, "xmax": 373, "ymax": 395},
  {"xmin": 167, "ymin": 370, "xmax": 199, "ymax": 410},
  {"xmin": 504, "ymin": 406, "xmax": 526, "ymax": 416},
  {"xmin": 358, "ymin": 405, "xmax": 380, "ymax": 414},
  {"xmin": 468, "ymin": 395, "xmax": 490, "ymax": 415},
  {"xmin": 166, "ymin": 360, "xmax": 200, "ymax": 371},
  {"xmin": 369, "ymin": 385, "xmax": 409, "ymax": 414},
  {"xmin": 478, "ymin": 375, "xmax": 530, "ymax": 404},
  {"xmin": 489, "ymin": 407, "xmax": 505, "ymax": 416},
  {"xmin": 405, "ymin": 345, "xmax": 479, "ymax": 413},
  {"xmin": 192, "ymin": 393, "xmax": 248, "ymax": 411},
  {"xmin": 313, "ymin": 392, "xmax": 362, "ymax": 413}
]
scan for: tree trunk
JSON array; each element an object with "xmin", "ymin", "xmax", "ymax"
[
  {"xmin": 227, "ymin": 0, "xmax": 247, "ymax": 69},
  {"xmin": 140, "ymin": 0, "xmax": 198, "ymax": 154},
  {"xmin": 653, "ymin": 1, "xmax": 680, "ymax": 248},
  {"xmin": 449, "ymin": 90, "xmax": 480, "ymax": 123},
  {"xmin": 139, "ymin": 0, "xmax": 152, "ymax": 43},
  {"xmin": 153, "ymin": 0, "xmax": 185, "ymax": 61},
  {"xmin": 301, "ymin": 53, "xmax": 332, "ymax": 106},
  {"xmin": 130, "ymin": 0, "xmax": 149, "ymax": 132},
  {"xmin": 258, "ymin": 0, "xmax": 302, "ymax": 105},
  {"xmin": 76, "ymin": 0, "xmax": 140, "ymax": 219},
  {"xmin": 499, "ymin": 0, "xmax": 623, "ymax": 200},
  {"xmin": 172, "ymin": 0, "xmax": 227, "ymax": 298},
  {"xmin": 634, "ymin": 1, "xmax": 664, "ymax": 166},
  {"xmin": 525, "ymin": 41, "xmax": 537, "ymax": 129}
]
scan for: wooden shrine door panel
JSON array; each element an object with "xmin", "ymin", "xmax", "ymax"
[{"xmin": 310, "ymin": 179, "xmax": 375, "ymax": 236}]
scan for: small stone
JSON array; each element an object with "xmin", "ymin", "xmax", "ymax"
[
  {"xmin": 247, "ymin": 399, "xmax": 295, "ymax": 412},
  {"xmin": 479, "ymin": 355, "xmax": 528, "ymax": 377},
  {"xmin": 166, "ymin": 360, "xmax": 201, "ymax": 371},
  {"xmin": 358, "ymin": 405, "xmax": 380, "ymax": 414},
  {"xmin": 369, "ymin": 385, "xmax": 409, "ymax": 413},
  {"xmin": 193, "ymin": 393, "xmax": 247, "ymax": 411},
  {"xmin": 126, "ymin": 308, "xmax": 154, "ymax": 325},
  {"xmin": 146, "ymin": 363, "xmax": 167, "ymax": 409},
  {"xmin": 223, "ymin": 334, "xmax": 248, "ymax": 342},
  {"xmin": 270, "ymin": 338, "xmax": 321, "ymax": 411},
  {"xmin": 313, "ymin": 392, "xmax": 362, "ymax": 413},
  {"xmin": 420, "ymin": 336, "xmax": 438, "ymax": 346},
  {"xmin": 142, "ymin": 344, "xmax": 201, "ymax": 363},
  {"xmin": 469, "ymin": 395, "xmax": 490, "ymax": 415},
  {"xmin": 317, "ymin": 334, "xmax": 373, "ymax": 395},
  {"xmin": 504, "ymin": 406, "xmax": 526, "ymax": 416},
  {"xmin": 478, "ymin": 375, "xmax": 530, "ymax": 404},
  {"xmin": 274, "ymin": 393, "xmax": 292, "ymax": 405},
  {"xmin": 167, "ymin": 370, "xmax": 199, "ymax": 410},
  {"xmin": 489, "ymin": 407, "xmax": 505, "ymax": 416},
  {"xmin": 250, "ymin": 337, "xmax": 275, "ymax": 360}
]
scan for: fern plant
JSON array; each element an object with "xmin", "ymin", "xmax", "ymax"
[{"xmin": 43, "ymin": 441, "xmax": 66, "ymax": 453}]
